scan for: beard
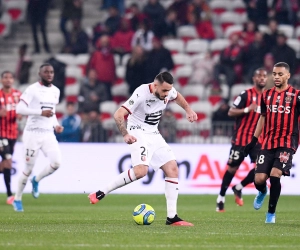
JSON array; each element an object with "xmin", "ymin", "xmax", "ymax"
[
  {"xmin": 41, "ymin": 78, "xmax": 52, "ymax": 86},
  {"xmin": 154, "ymin": 91, "xmax": 165, "ymax": 100}
]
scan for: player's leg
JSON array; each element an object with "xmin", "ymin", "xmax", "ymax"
[
  {"xmin": 88, "ymin": 130, "xmax": 149, "ymax": 204},
  {"xmin": 13, "ymin": 132, "xmax": 40, "ymax": 211},
  {"xmin": 232, "ymin": 144, "xmax": 261, "ymax": 205},
  {"xmin": 253, "ymin": 149, "xmax": 272, "ymax": 210},
  {"xmin": 266, "ymin": 148, "xmax": 293, "ymax": 223},
  {"xmin": 217, "ymin": 146, "xmax": 243, "ymax": 211}
]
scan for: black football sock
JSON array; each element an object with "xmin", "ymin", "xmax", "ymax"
[
  {"xmin": 3, "ymin": 168, "xmax": 12, "ymax": 197},
  {"xmin": 241, "ymin": 168, "xmax": 255, "ymax": 187},
  {"xmin": 254, "ymin": 181, "xmax": 267, "ymax": 193},
  {"xmin": 268, "ymin": 176, "xmax": 281, "ymax": 214},
  {"xmin": 219, "ymin": 170, "xmax": 235, "ymax": 196}
]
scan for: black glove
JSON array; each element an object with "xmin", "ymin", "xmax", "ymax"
[{"xmin": 244, "ymin": 136, "xmax": 258, "ymax": 157}]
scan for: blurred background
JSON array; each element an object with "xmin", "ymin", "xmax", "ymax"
[{"xmin": 0, "ymin": 0, "xmax": 299, "ymax": 144}]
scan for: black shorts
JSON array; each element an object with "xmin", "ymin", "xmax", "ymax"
[
  {"xmin": 227, "ymin": 143, "xmax": 261, "ymax": 167},
  {"xmin": 0, "ymin": 138, "xmax": 16, "ymax": 160},
  {"xmin": 255, "ymin": 147, "xmax": 294, "ymax": 176}
]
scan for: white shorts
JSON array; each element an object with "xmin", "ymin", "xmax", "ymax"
[
  {"xmin": 22, "ymin": 131, "xmax": 60, "ymax": 163},
  {"xmin": 129, "ymin": 130, "xmax": 176, "ymax": 171}
]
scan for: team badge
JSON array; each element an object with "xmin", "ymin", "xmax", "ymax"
[
  {"xmin": 129, "ymin": 100, "xmax": 134, "ymax": 105},
  {"xmin": 279, "ymin": 152, "xmax": 290, "ymax": 163},
  {"xmin": 285, "ymin": 96, "xmax": 292, "ymax": 103}
]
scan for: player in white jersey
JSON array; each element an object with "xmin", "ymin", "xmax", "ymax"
[
  {"xmin": 88, "ymin": 72, "xmax": 198, "ymax": 226},
  {"xmin": 13, "ymin": 64, "xmax": 64, "ymax": 212}
]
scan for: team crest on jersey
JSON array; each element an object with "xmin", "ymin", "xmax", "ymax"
[
  {"xmin": 129, "ymin": 100, "xmax": 134, "ymax": 105},
  {"xmin": 279, "ymin": 152, "xmax": 290, "ymax": 163},
  {"xmin": 285, "ymin": 96, "xmax": 292, "ymax": 103}
]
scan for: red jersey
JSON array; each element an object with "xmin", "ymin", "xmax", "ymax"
[
  {"xmin": 0, "ymin": 88, "xmax": 21, "ymax": 139},
  {"xmin": 261, "ymin": 85, "xmax": 300, "ymax": 151},
  {"xmin": 231, "ymin": 87, "xmax": 262, "ymax": 146}
]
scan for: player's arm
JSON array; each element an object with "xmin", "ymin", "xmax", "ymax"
[
  {"xmin": 253, "ymin": 115, "xmax": 265, "ymax": 138},
  {"xmin": 229, "ymin": 91, "xmax": 257, "ymax": 117},
  {"xmin": 174, "ymin": 92, "xmax": 198, "ymax": 122},
  {"xmin": 52, "ymin": 115, "xmax": 64, "ymax": 133},
  {"xmin": 16, "ymin": 100, "xmax": 53, "ymax": 117},
  {"xmin": 114, "ymin": 107, "xmax": 136, "ymax": 144}
]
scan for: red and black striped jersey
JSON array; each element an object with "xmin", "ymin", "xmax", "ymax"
[
  {"xmin": 231, "ymin": 87, "xmax": 262, "ymax": 146},
  {"xmin": 261, "ymin": 85, "xmax": 300, "ymax": 151},
  {"xmin": 0, "ymin": 88, "xmax": 21, "ymax": 139}
]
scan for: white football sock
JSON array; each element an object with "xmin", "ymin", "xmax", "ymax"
[
  {"xmin": 35, "ymin": 165, "xmax": 57, "ymax": 182},
  {"xmin": 165, "ymin": 177, "xmax": 178, "ymax": 218},
  {"xmin": 14, "ymin": 163, "xmax": 34, "ymax": 200},
  {"xmin": 103, "ymin": 168, "xmax": 137, "ymax": 194},
  {"xmin": 217, "ymin": 195, "xmax": 225, "ymax": 203},
  {"xmin": 235, "ymin": 183, "xmax": 243, "ymax": 191}
]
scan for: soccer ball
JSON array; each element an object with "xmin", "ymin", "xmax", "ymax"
[{"xmin": 132, "ymin": 204, "xmax": 155, "ymax": 225}]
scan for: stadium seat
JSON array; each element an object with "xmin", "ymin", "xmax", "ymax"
[
  {"xmin": 232, "ymin": 0, "xmax": 246, "ymax": 14},
  {"xmin": 197, "ymin": 118, "xmax": 212, "ymax": 138},
  {"xmin": 176, "ymin": 118, "xmax": 196, "ymax": 138},
  {"xmin": 209, "ymin": 39, "xmax": 230, "ymax": 55},
  {"xmin": 65, "ymin": 66, "xmax": 82, "ymax": 85},
  {"xmin": 210, "ymin": 0, "xmax": 231, "ymax": 15},
  {"xmin": 167, "ymin": 102, "xmax": 186, "ymax": 120},
  {"xmin": 219, "ymin": 12, "xmax": 245, "ymax": 31},
  {"xmin": 163, "ymin": 39, "xmax": 185, "ymax": 54},
  {"xmin": 278, "ymin": 24, "xmax": 294, "ymax": 39},
  {"xmin": 287, "ymin": 39, "xmax": 300, "ymax": 56},
  {"xmin": 220, "ymin": 84, "xmax": 229, "ymax": 99},
  {"xmin": 56, "ymin": 99, "xmax": 67, "ymax": 116},
  {"xmin": 177, "ymin": 26, "xmax": 198, "ymax": 42},
  {"xmin": 179, "ymin": 135, "xmax": 208, "ymax": 144},
  {"xmin": 190, "ymin": 101, "xmax": 213, "ymax": 121},
  {"xmin": 295, "ymin": 26, "xmax": 300, "ymax": 40},
  {"xmin": 65, "ymin": 82, "xmax": 80, "ymax": 102},
  {"xmin": 224, "ymin": 25, "xmax": 243, "ymax": 38},
  {"xmin": 99, "ymin": 101, "xmax": 118, "ymax": 120},
  {"xmin": 55, "ymin": 54, "xmax": 76, "ymax": 66},
  {"xmin": 230, "ymin": 83, "xmax": 252, "ymax": 100},
  {"xmin": 181, "ymin": 85, "xmax": 205, "ymax": 103},
  {"xmin": 174, "ymin": 65, "xmax": 192, "ymax": 86},
  {"xmin": 258, "ymin": 24, "xmax": 269, "ymax": 34},
  {"xmin": 114, "ymin": 54, "xmax": 120, "ymax": 66},
  {"xmin": 4, "ymin": 0, "xmax": 27, "ymax": 23},
  {"xmin": 116, "ymin": 66, "xmax": 126, "ymax": 84},
  {"xmin": 111, "ymin": 82, "xmax": 129, "ymax": 104},
  {"xmin": 208, "ymin": 95, "xmax": 223, "ymax": 106},
  {"xmin": 121, "ymin": 53, "xmax": 131, "ymax": 66},
  {"xmin": 75, "ymin": 54, "xmax": 89, "ymax": 75},
  {"xmin": 0, "ymin": 13, "xmax": 12, "ymax": 38},
  {"xmin": 185, "ymin": 39, "xmax": 209, "ymax": 55},
  {"xmin": 172, "ymin": 53, "xmax": 191, "ymax": 70}
]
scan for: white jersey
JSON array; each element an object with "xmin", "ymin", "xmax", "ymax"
[
  {"xmin": 20, "ymin": 82, "xmax": 60, "ymax": 132},
  {"xmin": 122, "ymin": 84, "xmax": 178, "ymax": 133}
]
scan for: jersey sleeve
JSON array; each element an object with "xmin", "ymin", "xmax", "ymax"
[
  {"xmin": 122, "ymin": 88, "xmax": 143, "ymax": 114},
  {"xmin": 168, "ymin": 87, "xmax": 178, "ymax": 101},
  {"xmin": 260, "ymin": 93, "xmax": 266, "ymax": 116},
  {"xmin": 232, "ymin": 91, "xmax": 247, "ymax": 109},
  {"xmin": 20, "ymin": 86, "xmax": 34, "ymax": 105}
]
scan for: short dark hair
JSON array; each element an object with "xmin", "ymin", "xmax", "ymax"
[
  {"xmin": 39, "ymin": 63, "xmax": 53, "ymax": 70},
  {"xmin": 1, "ymin": 71, "xmax": 14, "ymax": 78},
  {"xmin": 155, "ymin": 71, "xmax": 174, "ymax": 84},
  {"xmin": 254, "ymin": 67, "xmax": 267, "ymax": 75},
  {"xmin": 274, "ymin": 62, "xmax": 290, "ymax": 72}
]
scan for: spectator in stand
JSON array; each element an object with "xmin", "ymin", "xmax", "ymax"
[
  {"xmin": 263, "ymin": 18, "xmax": 279, "ymax": 52},
  {"xmin": 263, "ymin": 53, "xmax": 275, "ymax": 90},
  {"xmin": 81, "ymin": 111, "xmax": 107, "ymax": 142},
  {"xmin": 271, "ymin": 32, "xmax": 297, "ymax": 75},
  {"xmin": 111, "ymin": 19, "xmax": 134, "ymax": 58},
  {"xmin": 168, "ymin": 0, "xmax": 189, "ymax": 25},
  {"xmin": 188, "ymin": 0, "xmax": 211, "ymax": 22},
  {"xmin": 143, "ymin": 0, "xmax": 165, "ymax": 28},
  {"xmin": 61, "ymin": 19, "xmax": 89, "ymax": 55},
  {"xmin": 213, "ymin": 33, "xmax": 243, "ymax": 94},
  {"xmin": 131, "ymin": 19, "xmax": 154, "ymax": 52},
  {"xmin": 78, "ymin": 69, "xmax": 110, "ymax": 114},
  {"xmin": 244, "ymin": 0, "xmax": 268, "ymax": 25},
  {"xmin": 128, "ymin": 3, "xmax": 147, "ymax": 31},
  {"xmin": 125, "ymin": 46, "xmax": 147, "ymax": 94},
  {"xmin": 212, "ymin": 100, "xmax": 234, "ymax": 136},
  {"xmin": 243, "ymin": 31, "xmax": 268, "ymax": 83},
  {"xmin": 60, "ymin": 0, "xmax": 83, "ymax": 45},
  {"xmin": 188, "ymin": 12, "xmax": 215, "ymax": 40},
  {"xmin": 104, "ymin": 6, "xmax": 121, "ymax": 35},
  {"xmin": 269, "ymin": 0, "xmax": 299, "ymax": 25},
  {"xmin": 15, "ymin": 44, "xmax": 33, "ymax": 85},
  {"xmin": 241, "ymin": 20, "xmax": 258, "ymax": 47},
  {"xmin": 158, "ymin": 108, "xmax": 177, "ymax": 143},
  {"xmin": 101, "ymin": 0, "xmax": 125, "ymax": 16},
  {"xmin": 153, "ymin": 9, "xmax": 177, "ymax": 39},
  {"xmin": 145, "ymin": 37, "xmax": 174, "ymax": 83},
  {"xmin": 87, "ymin": 35, "xmax": 115, "ymax": 100},
  {"xmin": 27, "ymin": 0, "xmax": 51, "ymax": 53},
  {"xmin": 56, "ymin": 102, "xmax": 81, "ymax": 142}
]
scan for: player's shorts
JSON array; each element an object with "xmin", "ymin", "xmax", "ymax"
[
  {"xmin": 0, "ymin": 138, "xmax": 16, "ymax": 160},
  {"xmin": 22, "ymin": 130, "xmax": 60, "ymax": 164},
  {"xmin": 128, "ymin": 129, "xmax": 176, "ymax": 171},
  {"xmin": 227, "ymin": 143, "xmax": 261, "ymax": 167},
  {"xmin": 255, "ymin": 147, "xmax": 294, "ymax": 176}
]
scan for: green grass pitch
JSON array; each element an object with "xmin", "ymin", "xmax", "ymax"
[{"xmin": 0, "ymin": 194, "xmax": 300, "ymax": 250}]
